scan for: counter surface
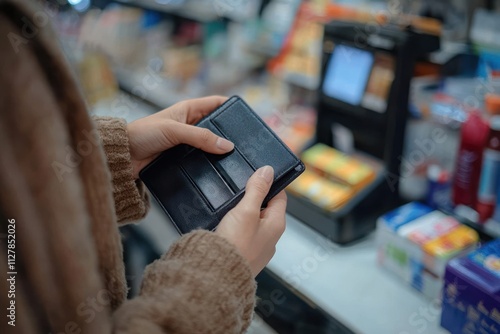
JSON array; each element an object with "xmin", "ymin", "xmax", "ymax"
[
  {"xmin": 268, "ymin": 214, "xmax": 447, "ymax": 334},
  {"xmin": 138, "ymin": 202, "xmax": 447, "ymax": 334}
]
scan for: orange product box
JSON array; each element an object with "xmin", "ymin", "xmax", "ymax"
[
  {"xmin": 301, "ymin": 143, "xmax": 375, "ymax": 190},
  {"xmin": 287, "ymin": 169, "xmax": 353, "ymax": 211}
]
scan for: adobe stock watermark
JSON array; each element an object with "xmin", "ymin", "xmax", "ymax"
[
  {"xmin": 49, "ymin": 289, "xmax": 112, "ymax": 334},
  {"xmin": 399, "ymin": 278, "xmax": 468, "ymax": 334},
  {"xmin": 281, "ymin": 235, "xmax": 336, "ymax": 289},
  {"xmin": 246, "ymin": 314, "xmax": 272, "ymax": 334},
  {"xmin": 254, "ymin": 288, "xmax": 287, "ymax": 329},
  {"xmin": 386, "ymin": 127, "xmax": 448, "ymax": 192},
  {"xmin": 212, "ymin": 0, "xmax": 247, "ymax": 17},
  {"xmin": 255, "ymin": 235, "xmax": 337, "ymax": 324},
  {"xmin": 351, "ymin": 0, "xmax": 408, "ymax": 51},
  {"xmin": 399, "ymin": 297, "xmax": 442, "ymax": 334},
  {"xmin": 266, "ymin": 106, "xmax": 296, "ymax": 137},
  {"xmin": 51, "ymin": 58, "xmax": 166, "ymax": 182},
  {"xmin": 103, "ymin": 58, "xmax": 166, "ymax": 120},
  {"xmin": 336, "ymin": 0, "xmax": 406, "ymax": 64},
  {"xmin": 462, "ymin": 78, "xmax": 499, "ymax": 111},
  {"xmin": 7, "ymin": 0, "xmax": 64, "ymax": 54},
  {"xmin": 51, "ymin": 128, "xmax": 102, "ymax": 183}
]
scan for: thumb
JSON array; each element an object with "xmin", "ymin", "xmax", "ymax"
[
  {"xmin": 166, "ymin": 122, "xmax": 234, "ymax": 154},
  {"xmin": 239, "ymin": 166, "xmax": 274, "ymax": 212}
]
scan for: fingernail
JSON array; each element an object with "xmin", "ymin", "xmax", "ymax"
[
  {"xmin": 216, "ymin": 137, "xmax": 234, "ymax": 151},
  {"xmin": 258, "ymin": 165, "xmax": 274, "ymax": 183}
]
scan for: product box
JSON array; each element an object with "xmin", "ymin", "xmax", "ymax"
[
  {"xmin": 441, "ymin": 239, "xmax": 500, "ymax": 334},
  {"xmin": 288, "ymin": 144, "xmax": 379, "ymax": 212},
  {"xmin": 287, "ymin": 169, "xmax": 353, "ymax": 211},
  {"xmin": 301, "ymin": 143, "xmax": 376, "ymax": 191},
  {"xmin": 376, "ymin": 202, "xmax": 479, "ymax": 299}
]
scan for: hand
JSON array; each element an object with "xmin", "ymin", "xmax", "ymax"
[
  {"xmin": 216, "ymin": 166, "xmax": 287, "ymax": 277},
  {"xmin": 127, "ymin": 96, "xmax": 234, "ymax": 179}
]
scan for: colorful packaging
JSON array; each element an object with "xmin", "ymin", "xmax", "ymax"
[
  {"xmin": 441, "ymin": 239, "xmax": 500, "ymax": 334},
  {"xmin": 380, "ymin": 202, "xmax": 433, "ymax": 232},
  {"xmin": 301, "ymin": 143, "xmax": 375, "ymax": 190},
  {"xmin": 423, "ymin": 225, "xmax": 480, "ymax": 258},
  {"xmin": 286, "ymin": 169, "xmax": 353, "ymax": 211},
  {"xmin": 376, "ymin": 202, "xmax": 479, "ymax": 300},
  {"xmin": 397, "ymin": 211, "xmax": 459, "ymax": 245},
  {"xmin": 468, "ymin": 239, "xmax": 500, "ymax": 278}
]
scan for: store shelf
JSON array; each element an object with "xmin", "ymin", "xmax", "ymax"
[
  {"xmin": 114, "ymin": 66, "xmax": 188, "ymax": 109},
  {"xmin": 280, "ymin": 71, "xmax": 319, "ymax": 91},
  {"xmin": 91, "ymin": 91, "xmax": 157, "ymax": 122},
  {"xmin": 113, "ymin": 0, "xmax": 221, "ymax": 22},
  {"xmin": 246, "ymin": 41, "xmax": 281, "ymax": 58}
]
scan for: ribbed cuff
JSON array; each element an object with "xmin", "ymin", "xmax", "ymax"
[
  {"xmin": 140, "ymin": 230, "xmax": 256, "ymax": 331},
  {"xmin": 94, "ymin": 116, "xmax": 149, "ymax": 223}
]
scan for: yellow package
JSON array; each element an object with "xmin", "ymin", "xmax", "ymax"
[
  {"xmin": 423, "ymin": 225, "xmax": 479, "ymax": 258},
  {"xmin": 287, "ymin": 170, "xmax": 353, "ymax": 211},
  {"xmin": 301, "ymin": 143, "xmax": 375, "ymax": 190}
]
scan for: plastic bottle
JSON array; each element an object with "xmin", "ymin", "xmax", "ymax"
[
  {"xmin": 427, "ymin": 164, "xmax": 452, "ymax": 211},
  {"xmin": 452, "ymin": 111, "xmax": 489, "ymax": 207},
  {"xmin": 477, "ymin": 116, "xmax": 500, "ymax": 222}
]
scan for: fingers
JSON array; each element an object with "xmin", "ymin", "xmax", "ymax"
[
  {"xmin": 168, "ymin": 96, "xmax": 228, "ymax": 124},
  {"xmin": 238, "ymin": 166, "xmax": 274, "ymax": 213},
  {"xmin": 261, "ymin": 191, "xmax": 287, "ymax": 220},
  {"xmin": 261, "ymin": 191, "xmax": 287, "ymax": 238},
  {"xmin": 164, "ymin": 122, "xmax": 234, "ymax": 154}
]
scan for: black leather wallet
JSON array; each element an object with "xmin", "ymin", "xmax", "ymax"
[{"xmin": 139, "ymin": 96, "xmax": 305, "ymax": 234}]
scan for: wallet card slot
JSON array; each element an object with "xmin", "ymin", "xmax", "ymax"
[
  {"xmin": 210, "ymin": 106, "xmax": 298, "ymax": 180},
  {"xmin": 181, "ymin": 150, "xmax": 234, "ymax": 211},
  {"xmin": 201, "ymin": 120, "xmax": 256, "ymax": 192},
  {"xmin": 199, "ymin": 120, "xmax": 224, "ymax": 137},
  {"xmin": 207, "ymin": 150, "xmax": 255, "ymax": 193},
  {"xmin": 144, "ymin": 165, "xmax": 213, "ymax": 233}
]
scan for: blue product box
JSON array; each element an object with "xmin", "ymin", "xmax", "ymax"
[
  {"xmin": 441, "ymin": 239, "xmax": 500, "ymax": 334},
  {"xmin": 381, "ymin": 202, "xmax": 434, "ymax": 232}
]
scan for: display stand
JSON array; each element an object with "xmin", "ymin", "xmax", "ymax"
[{"xmin": 287, "ymin": 21, "xmax": 440, "ymax": 244}]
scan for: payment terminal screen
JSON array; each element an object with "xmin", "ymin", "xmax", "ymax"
[{"xmin": 322, "ymin": 45, "xmax": 374, "ymax": 106}]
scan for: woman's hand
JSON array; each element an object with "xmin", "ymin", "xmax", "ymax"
[
  {"xmin": 127, "ymin": 96, "xmax": 234, "ymax": 179},
  {"xmin": 216, "ymin": 166, "xmax": 287, "ymax": 277}
]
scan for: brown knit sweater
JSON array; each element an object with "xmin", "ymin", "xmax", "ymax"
[{"xmin": 0, "ymin": 1, "xmax": 255, "ymax": 333}]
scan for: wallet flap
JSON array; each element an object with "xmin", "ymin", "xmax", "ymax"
[{"xmin": 208, "ymin": 98, "xmax": 299, "ymax": 178}]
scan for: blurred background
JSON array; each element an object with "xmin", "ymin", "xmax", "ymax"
[{"xmin": 40, "ymin": 0, "xmax": 500, "ymax": 333}]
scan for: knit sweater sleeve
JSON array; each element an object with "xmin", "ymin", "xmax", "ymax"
[
  {"xmin": 93, "ymin": 116, "xmax": 150, "ymax": 223},
  {"xmin": 113, "ymin": 230, "xmax": 256, "ymax": 334}
]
